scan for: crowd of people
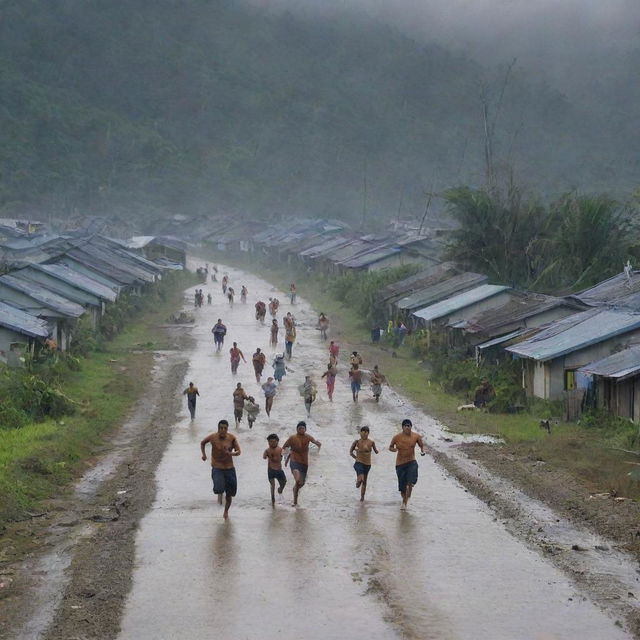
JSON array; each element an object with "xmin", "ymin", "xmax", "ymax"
[{"xmin": 189, "ymin": 268, "xmax": 427, "ymax": 519}]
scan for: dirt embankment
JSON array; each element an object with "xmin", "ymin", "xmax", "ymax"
[{"xmin": 0, "ymin": 326, "xmax": 192, "ymax": 640}]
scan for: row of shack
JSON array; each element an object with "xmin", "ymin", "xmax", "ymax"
[
  {"xmin": 208, "ymin": 217, "xmax": 640, "ymax": 423},
  {"xmin": 0, "ymin": 222, "xmax": 186, "ymax": 366}
]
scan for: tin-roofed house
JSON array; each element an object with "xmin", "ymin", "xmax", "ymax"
[
  {"xmin": 506, "ymin": 308, "xmax": 640, "ymax": 401},
  {"xmin": 126, "ymin": 236, "xmax": 187, "ymax": 268},
  {"xmin": 578, "ymin": 347, "xmax": 640, "ymax": 422},
  {"xmin": 0, "ymin": 302, "xmax": 49, "ymax": 366}
]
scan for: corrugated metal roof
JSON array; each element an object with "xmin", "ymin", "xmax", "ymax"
[
  {"xmin": 572, "ymin": 270, "xmax": 640, "ymax": 306},
  {"xmin": 305, "ymin": 237, "xmax": 354, "ymax": 259},
  {"xmin": 0, "ymin": 274, "xmax": 85, "ymax": 317},
  {"xmin": 506, "ymin": 308, "xmax": 640, "ymax": 361},
  {"xmin": 39, "ymin": 262, "xmax": 118, "ymax": 299},
  {"xmin": 329, "ymin": 240, "xmax": 379, "ymax": 264},
  {"xmin": 299, "ymin": 236, "xmax": 347, "ymax": 258},
  {"xmin": 412, "ymin": 284, "xmax": 510, "ymax": 322},
  {"xmin": 12, "ymin": 270, "xmax": 100, "ymax": 307},
  {"xmin": 378, "ymin": 263, "xmax": 459, "ymax": 302},
  {"xmin": 476, "ymin": 328, "xmax": 530, "ymax": 350},
  {"xmin": 126, "ymin": 236, "xmax": 155, "ymax": 249},
  {"xmin": 397, "ymin": 272, "xmax": 488, "ymax": 311},
  {"xmin": 0, "ymin": 301, "xmax": 49, "ymax": 338},
  {"xmin": 578, "ymin": 347, "xmax": 640, "ymax": 380},
  {"xmin": 73, "ymin": 244, "xmax": 155, "ymax": 282},
  {"xmin": 65, "ymin": 250, "xmax": 139, "ymax": 285},
  {"xmin": 340, "ymin": 246, "xmax": 401, "ymax": 269}
]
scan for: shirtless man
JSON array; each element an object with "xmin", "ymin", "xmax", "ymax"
[
  {"xmin": 270, "ymin": 318, "xmax": 279, "ymax": 347},
  {"xmin": 182, "ymin": 381, "xmax": 200, "ymax": 419},
  {"xmin": 282, "ymin": 421, "xmax": 321, "ymax": 507},
  {"xmin": 350, "ymin": 426, "xmax": 379, "ymax": 501},
  {"xmin": 200, "ymin": 420, "xmax": 241, "ymax": 519},
  {"xmin": 388, "ymin": 419, "xmax": 426, "ymax": 510},
  {"xmin": 349, "ymin": 364, "xmax": 363, "ymax": 402},
  {"xmin": 370, "ymin": 365, "xmax": 387, "ymax": 402},
  {"xmin": 263, "ymin": 434, "xmax": 287, "ymax": 505},
  {"xmin": 232, "ymin": 382, "xmax": 248, "ymax": 427},
  {"xmin": 329, "ymin": 341, "xmax": 339, "ymax": 368},
  {"xmin": 255, "ymin": 300, "xmax": 267, "ymax": 323},
  {"xmin": 229, "ymin": 342, "xmax": 246, "ymax": 375},
  {"xmin": 252, "ymin": 347, "xmax": 267, "ymax": 383}
]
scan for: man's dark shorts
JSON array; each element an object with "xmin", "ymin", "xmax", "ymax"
[
  {"xmin": 289, "ymin": 460, "xmax": 308, "ymax": 476},
  {"xmin": 268, "ymin": 468, "xmax": 287, "ymax": 484},
  {"xmin": 212, "ymin": 467, "xmax": 237, "ymax": 496},
  {"xmin": 395, "ymin": 460, "xmax": 418, "ymax": 493},
  {"xmin": 234, "ymin": 408, "xmax": 243, "ymax": 420},
  {"xmin": 353, "ymin": 461, "xmax": 371, "ymax": 477}
]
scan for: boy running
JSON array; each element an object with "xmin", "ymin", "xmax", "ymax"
[
  {"xmin": 389, "ymin": 419, "xmax": 427, "ymax": 510},
  {"xmin": 350, "ymin": 426, "xmax": 379, "ymax": 501},
  {"xmin": 263, "ymin": 434, "xmax": 287, "ymax": 505},
  {"xmin": 282, "ymin": 421, "xmax": 321, "ymax": 507}
]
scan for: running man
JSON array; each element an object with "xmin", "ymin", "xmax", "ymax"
[
  {"xmin": 298, "ymin": 375, "xmax": 317, "ymax": 418},
  {"xmin": 289, "ymin": 283, "xmax": 297, "ymax": 304},
  {"xmin": 200, "ymin": 419, "xmax": 241, "ymax": 519},
  {"xmin": 370, "ymin": 365, "xmax": 387, "ymax": 402},
  {"xmin": 272, "ymin": 354, "xmax": 287, "ymax": 382},
  {"xmin": 255, "ymin": 300, "xmax": 267, "ymax": 323},
  {"xmin": 350, "ymin": 426, "xmax": 379, "ymax": 501},
  {"xmin": 350, "ymin": 351, "xmax": 363, "ymax": 368},
  {"xmin": 262, "ymin": 376, "xmax": 277, "ymax": 416},
  {"xmin": 321, "ymin": 363, "xmax": 337, "ymax": 401},
  {"xmin": 183, "ymin": 381, "xmax": 200, "ymax": 419},
  {"xmin": 282, "ymin": 421, "xmax": 321, "ymax": 507},
  {"xmin": 263, "ymin": 434, "xmax": 287, "ymax": 505},
  {"xmin": 222, "ymin": 275, "xmax": 228, "ymax": 295},
  {"xmin": 270, "ymin": 318, "xmax": 279, "ymax": 347},
  {"xmin": 229, "ymin": 342, "xmax": 246, "ymax": 374},
  {"xmin": 284, "ymin": 323, "xmax": 296, "ymax": 360},
  {"xmin": 211, "ymin": 319, "xmax": 227, "ymax": 352},
  {"xmin": 349, "ymin": 364, "xmax": 362, "ymax": 402},
  {"xmin": 232, "ymin": 382, "xmax": 248, "ymax": 427},
  {"xmin": 227, "ymin": 287, "xmax": 235, "ymax": 307},
  {"xmin": 245, "ymin": 396, "xmax": 260, "ymax": 429},
  {"xmin": 240, "ymin": 285, "xmax": 248, "ymax": 303},
  {"xmin": 329, "ymin": 341, "xmax": 339, "ymax": 367},
  {"xmin": 318, "ymin": 313, "xmax": 329, "ymax": 340},
  {"xmin": 252, "ymin": 347, "xmax": 267, "ymax": 383},
  {"xmin": 388, "ymin": 419, "xmax": 427, "ymax": 510}
]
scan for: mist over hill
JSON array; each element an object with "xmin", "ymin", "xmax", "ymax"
[{"xmin": 0, "ymin": 0, "xmax": 637, "ymax": 229}]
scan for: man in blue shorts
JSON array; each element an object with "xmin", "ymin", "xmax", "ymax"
[
  {"xmin": 389, "ymin": 419, "xmax": 426, "ymax": 510},
  {"xmin": 263, "ymin": 434, "xmax": 287, "ymax": 505},
  {"xmin": 282, "ymin": 421, "xmax": 321, "ymax": 507},
  {"xmin": 200, "ymin": 419, "xmax": 241, "ymax": 519}
]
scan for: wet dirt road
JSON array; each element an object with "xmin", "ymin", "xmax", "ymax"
[{"xmin": 117, "ymin": 263, "xmax": 631, "ymax": 640}]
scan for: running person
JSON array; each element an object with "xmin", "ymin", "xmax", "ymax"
[
  {"xmin": 255, "ymin": 300, "xmax": 267, "ymax": 323},
  {"xmin": 282, "ymin": 421, "xmax": 321, "ymax": 507},
  {"xmin": 370, "ymin": 365, "xmax": 387, "ymax": 402},
  {"xmin": 240, "ymin": 285, "xmax": 248, "ymax": 303},
  {"xmin": 298, "ymin": 376, "xmax": 317, "ymax": 418},
  {"xmin": 329, "ymin": 341, "xmax": 339, "ymax": 368},
  {"xmin": 349, "ymin": 364, "xmax": 362, "ymax": 402},
  {"xmin": 272, "ymin": 354, "xmax": 287, "ymax": 382},
  {"xmin": 389, "ymin": 419, "xmax": 427, "ymax": 510},
  {"xmin": 263, "ymin": 434, "xmax": 287, "ymax": 505},
  {"xmin": 289, "ymin": 283, "xmax": 297, "ymax": 304},
  {"xmin": 350, "ymin": 426, "xmax": 379, "ymax": 501},
  {"xmin": 183, "ymin": 381, "xmax": 200, "ymax": 419},
  {"xmin": 229, "ymin": 342, "xmax": 246, "ymax": 374},
  {"xmin": 211, "ymin": 319, "xmax": 227, "ymax": 352},
  {"xmin": 245, "ymin": 396, "xmax": 260, "ymax": 429},
  {"xmin": 321, "ymin": 363, "xmax": 337, "ymax": 401},
  {"xmin": 227, "ymin": 287, "xmax": 235, "ymax": 307},
  {"xmin": 262, "ymin": 377, "xmax": 277, "ymax": 416},
  {"xmin": 318, "ymin": 313, "xmax": 329, "ymax": 340},
  {"xmin": 222, "ymin": 275, "xmax": 228, "ymax": 295},
  {"xmin": 284, "ymin": 324, "xmax": 296, "ymax": 360},
  {"xmin": 200, "ymin": 419, "xmax": 241, "ymax": 519},
  {"xmin": 252, "ymin": 347, "xmax": 267, "ymax": 383},
  {"xmin": 232, "ymin": 382, "xmax": 248, "ymax": 427},
  {"xmin": 270, "ymin": 318, "xmax": 279, "ymax": 347}
]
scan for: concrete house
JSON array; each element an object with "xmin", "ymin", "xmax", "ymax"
[
  {"xmin": 506, "ymin": 308, "xmax": 640, "ymax": 400},
  {"xmin": 0, "ymin": 301, "xmax": 49, "ymax": 366}
]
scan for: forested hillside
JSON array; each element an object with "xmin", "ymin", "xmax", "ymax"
[{"xmin": 0, "ymin": 0, "xmax": 637, "ymax": 227}]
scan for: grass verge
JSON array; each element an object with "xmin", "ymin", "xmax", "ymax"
[
  {"xmin": 0, "ymin": 272, "xmax": 197, "ymax": 524},
  {"xmin": 207, "ymin": 249, "xmax": 640, "ymax": 499}
]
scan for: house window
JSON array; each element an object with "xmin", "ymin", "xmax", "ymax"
[{"xmin": 564, "ymin": 369, "xmax": 576, "ymax": 391}]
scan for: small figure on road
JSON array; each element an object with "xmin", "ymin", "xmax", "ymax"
[
  {"xmin": 350, "ymin": 426, "xmax": 379, "ymax": 502},
  {"xmin": 211, "ymin": 319, "xmax": 227, "ymax": 352},
  {"xmin": 222, "ymin": 274, "xmax": 228, "ymax": 295},
  {"xmin": 329, "ymin": 341, "xmax": 339, "ymax": 368},
  {"xmin": 240, "ymin": 285, "xmax": 248, "ymax": 304},
  {"xmin": 245, "ymin": 396, "xmax": 260, "ymax": 429},
  {"xmin": 227, "ymin": 286, "xmax": 235, "ymax": 307},
  {"xmin": 262, "ymin": 376, "xmax": 277, "ymax": 416},
  {"xmin": 232, "ymin": 382, "xmax": 248, "ymax": 427},
  {"xmin": 252, "ymin": 347, "xmax": 267, "ymax": 383},
  {"xmin": 268, "ymin": 297, "xmax": 279, "ymax": 317},
  {"xmin": 321, "ymin": 363, "xmax": 337, "ymax": 402},
  {"xmin": 349, "ymin": 364, "xmax": 362, "ymax": 402},
  {"xmin": 264, "ymin": 434, "xmax": 287, "ymax": 505},
  {"xmin": 388, "ymin": 419, "xmax": 426, "ymax": 510},
  {"xmin": 183, "ymin": 381, "xmax": 200, "ymax": 419},
  {"xmin": 255, "ymin": 300, "xmax": 267, "ymax": 323},
  {"xmin": 317, "ymin": 312, "xmax": 329, "ymax": 340},
  {"xmin": 370, "ymin": 365, "xmax": 387, "ymax": 402},
  {"xmin": 282, "ymin": 421, "xmax": 321, "ymax": 507},
  {"xmin": 298, "ymin": 375, "xmax": 317, "ymax": 418},
  {"xmin": 229, "ymin": 342, "xmax": 246, "ymax": 375},
  {"xmin": 289, "ymin": 283, "xmax": 297, "ymax": 304},
  {"xmin": 207, "ymin": 292, "xmax": 212, "ymax": 305},
  {"xmin": 270, "ymin": 318, "xmax": 279, "ymax": 347},
  {"xmin": 200, "ymin": 419, "xmax": 241, "ymax": 519},
  {"xmin": 273, "ymin": 354, "xmax": 287, "ymax": 383},
  {"xmin": 284, "ymin": 323, "xmax": 296, "ymax": 360}
]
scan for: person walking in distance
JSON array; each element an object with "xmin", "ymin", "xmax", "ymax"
[
  {"xmin": 229, "ymin": 342, "xmax": 246, "ymax": 375},
  {"xmin": 262, "ymin": 376, "xmax": 277, "ymax": 416},
  {"xmin": 200, "ymin": 419, "xmax": 241, "ymax": 519},
  {"xmin": 350, "ymin": 426, "xmax": 379, "ymax": 502},
  {"xmin": 270, "ymin": 318, "xmax": 279, "ymax": 347},
  {"xmin": 240, "ymin": 285, "xmax": 248, "ymax": 304},
  {"xmin": 329, "ymin": 341, "xmax": 339, "ymax": 368},
  {"xmin": 263, "ymin": 434, "xmax": 287, "ymax": 505},
  {"xmin": 183, "ymin": 381, "xmax": 200, "ymax": 419},
  {"xmin": 318, "ymin": 312, "xmax": 329, "ymax": 340},
  {"xmin": 284, "ymin": 323, "xmax": 296, "ymax": 360},
  {"xmin": 389, "ymin": 419, "xmax": 427, "ymax": 510},
  {"xmin": 282, "ymin": 421, "xmax": 321, "ymax": 507},
  {"xmin": 252, "ymin": 347, "xmax": 267, "ymax": 384}
]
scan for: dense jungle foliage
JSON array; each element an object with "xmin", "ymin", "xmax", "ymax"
[{"xmin": 1, "ymin": 0, "xmax": 639, "ymax": 227}]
